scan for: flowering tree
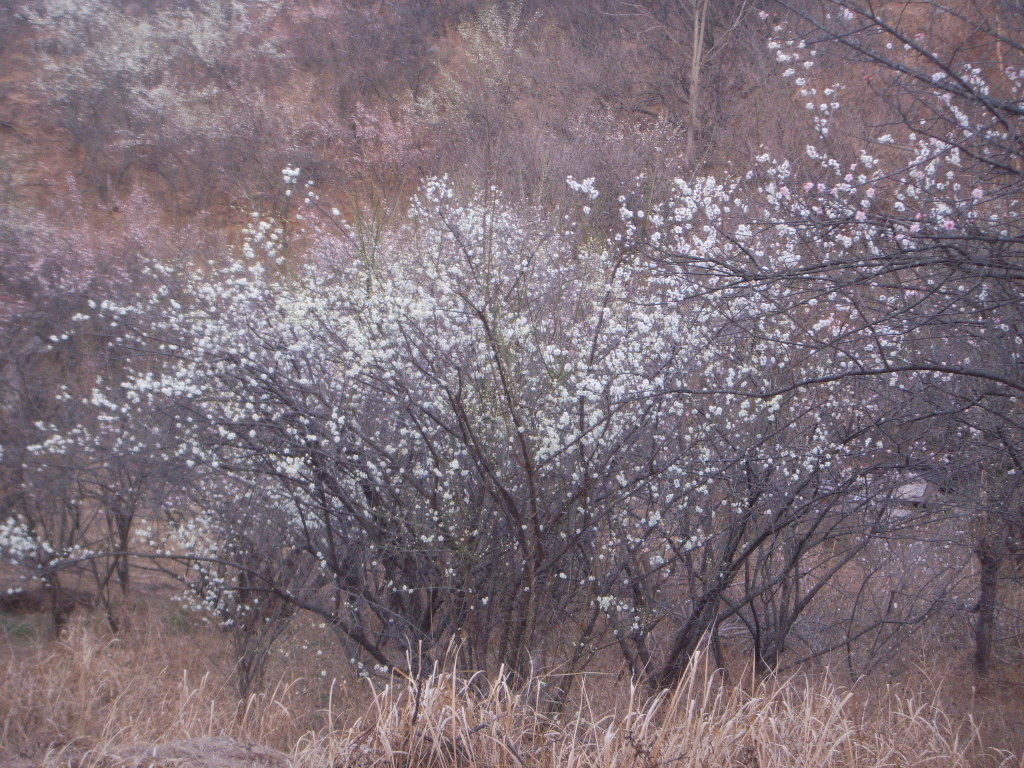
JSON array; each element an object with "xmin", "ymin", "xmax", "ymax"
[
  {"xmin": 66, "ymin": 175, "xmax": 688, "ymax": 683},
  {"xmin": 616, "ymin": 0, "xmax": 1024, "ymax": 674},
  {"xmin": 16, "ymin": 155, "xmax": 943, "ymax": 696},
  {"xmin": 0, "ymin": 180, "xmax": 225, "ymax": 632}
]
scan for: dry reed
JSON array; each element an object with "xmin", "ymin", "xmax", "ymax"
[{"xmin": 0, "ymin": 619, "xmax": 1017, "ymax": 768}]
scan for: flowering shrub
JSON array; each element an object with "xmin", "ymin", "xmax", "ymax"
[
  {"xmin": 15, "ymin": 158, "xmax": 930, "ymax": 689},
  {"xmin": 8, "ymin": 0, "xmax": 1023, "ymax": 687}
]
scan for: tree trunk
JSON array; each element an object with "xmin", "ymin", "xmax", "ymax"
[
  {"xmin": 684, "ymin": 0, "xmax": 710, "ymax": 165},
  {"xmin": 974, "ymin": 542, "xmax": 1000, "ymax": 675}
]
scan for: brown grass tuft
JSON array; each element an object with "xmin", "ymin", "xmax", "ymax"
[
  {"xmin": 294, "ymin": 657, "xmax": 999, "ymax": 768},
  {"xmin": 1, "ymin": 620, "xmax": 1017, "ymax": 768}
]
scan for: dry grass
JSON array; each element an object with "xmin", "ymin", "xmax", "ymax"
[
  {"xmin": 0, "ymin": 617, "xmax": 326, "ymax": 766},
  {"xmin": 0, "ymin": 618, "xmax": 1019, "ymax": 768},
  {"xmin": 299, "ymin": 662, "xmax": 1004, "ymax": 768}
]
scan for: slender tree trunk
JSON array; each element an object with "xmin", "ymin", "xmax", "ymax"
[
  {"xmin": 684, "ymin": 0, "xmax": 710, "ymax": 165},
  {"xmin": 650, "ymin": 590, "xmax": 721, "ymax": 690},
  {"xmin": 974, "ymin": 541, "xmax": 1000, "ymax": 675}
]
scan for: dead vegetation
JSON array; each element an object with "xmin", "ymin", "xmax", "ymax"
[{"xmin": 0, "ymin": 616, "xmax": 1019, "ymax": 768}]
